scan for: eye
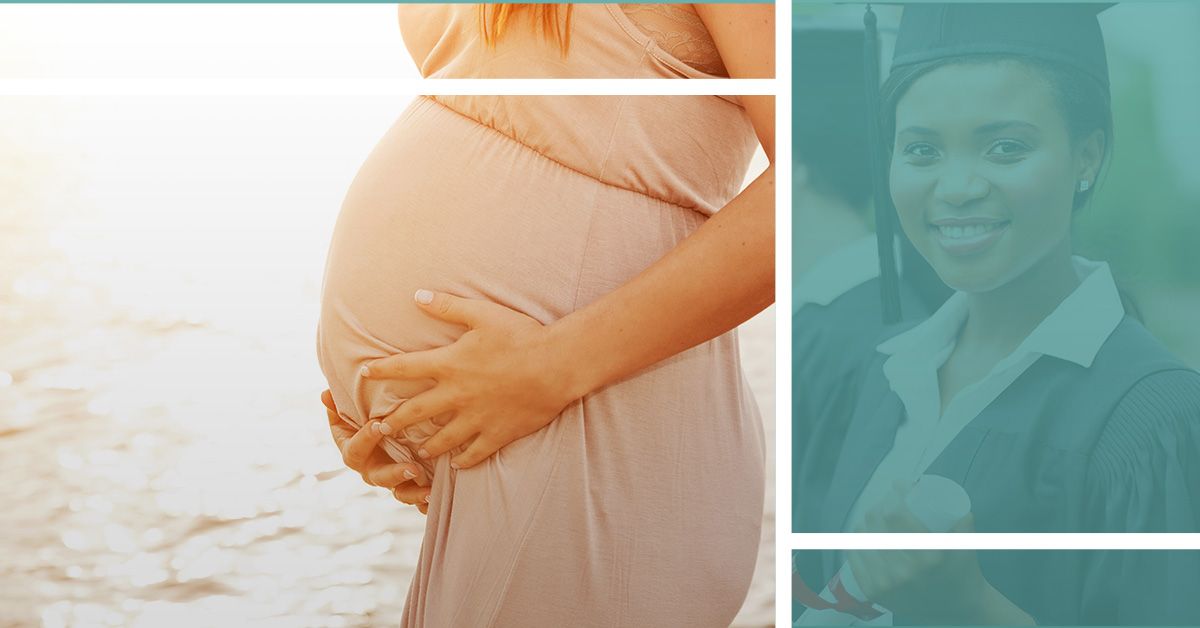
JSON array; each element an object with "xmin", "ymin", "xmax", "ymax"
[
  {"xmin": 985, "ymin": 139, "xmax": 1031, "ymax": 163},
  {"xmin": 901, "ymin": 142, "xmax": 939, "ymax": 166}
]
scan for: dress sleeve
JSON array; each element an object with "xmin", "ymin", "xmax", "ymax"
[{"xmin": 1078, "ymin": 369, "xmax": 1200, "ymax": 624}]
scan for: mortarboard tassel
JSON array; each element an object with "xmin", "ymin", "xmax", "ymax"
[{"xmin": 863, "ymin": 4, "xmax": 902, "ymax": 325}]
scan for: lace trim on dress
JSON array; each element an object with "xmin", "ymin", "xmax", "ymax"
[{"xmin": 618, "ymin": 4, "xmax": 728, "ymax": 77}]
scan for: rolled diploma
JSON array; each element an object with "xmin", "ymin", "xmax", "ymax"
[{"xmin": 795, "ymin": 475, "xmax": 971, "ymax": 626}]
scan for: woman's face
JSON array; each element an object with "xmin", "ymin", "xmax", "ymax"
[{"xmin": 889, "ymin": 60, "xmax": 1095, "ymax": 294}]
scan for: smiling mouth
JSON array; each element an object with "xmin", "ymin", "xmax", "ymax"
[
  {"xmin": 932, "ymin": 222, "xmax": 1008, "ymax": 239},
  {"xmin": 928, "ymin": 220, "xmax": 1010, "ymax": 255}
]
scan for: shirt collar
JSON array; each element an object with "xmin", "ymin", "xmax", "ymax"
[
  {"xmin": 877, "ymin": 256, "xmax": 1125, "ymax": 368},
  {"xmin": 1017, "ymin": 257, "xmax": 1125, "ymax": 368},
  {"xmin": 876, "ymin": 291, "xmax": 965, "ymax": 357}
]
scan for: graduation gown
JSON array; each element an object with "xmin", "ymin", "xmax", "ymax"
[
  {"xmin": 793, "ymin": 277, "xmax": 931, "ymax": 594},
  {"xmin": 809, "ymin": 316, "xmax": 1200, "ymax": 624}
]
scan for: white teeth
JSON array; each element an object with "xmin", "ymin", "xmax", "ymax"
[{"xmin": 936, "ymin": 223, "xmax": 1003, "ymax": 239}]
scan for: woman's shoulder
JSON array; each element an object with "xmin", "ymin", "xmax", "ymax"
[
  {"xmin": 1094, "ymin": 316, "xmax": 1192, "ymax": 371},
  {"xmin": 1088, "ymin": 367, "xmax": 1200, "ymax": 478},
  {"xmin": 974, "ymin": 315, "xmax": 1196, "ymax": 449},
  {"xmin": 1051, "ymin": 315, "xmax": 1197, "ymax": 408},
  {"xmin": 1082, "ymin": 367, "xmax": 1200, "ymax": 530},
  {"xmin": 1089, "ymin": 316, "xmax": 1199, "ymax": 437}
]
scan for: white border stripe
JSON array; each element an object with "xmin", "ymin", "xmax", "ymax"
[{"xmin": 774, "ymin": 0, "xmax": 793, "ymax": 626}]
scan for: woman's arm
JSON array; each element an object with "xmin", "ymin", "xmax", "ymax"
[
  {"xmin": 553, "ymin": 3, "xmax": 777, "ymax": 394},
  {"xmin": 552, "ymin": 2, "xmax": 777, "ymax": 397},
  {"xmin": 365, "ymin": 7, "xmax": 775, "ymax": 468},
  {"xmin": 548, "ymin": 146, "xmax": 773, "ymax": 401}
]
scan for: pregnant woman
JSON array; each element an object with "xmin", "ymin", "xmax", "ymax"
[{"xmin": 317, "ymin": 4, "xmax": 774, "ymax": 627}]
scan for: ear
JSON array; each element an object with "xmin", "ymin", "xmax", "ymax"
[{"xmin": 1075, "ymin": 128, "xmax": 1106, "ymax": 188}]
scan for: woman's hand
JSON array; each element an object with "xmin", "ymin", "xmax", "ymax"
[
  {"xmin": 360, "ymin": 10, "xmax": 776, "ymax": 474},
  {"xmin": 846, "ymin": 483, "xmax": 1033, "ymax": 625},
  {"xmin": 322, "ymin": 390, "xmax": 431, "ymax": 513},
  {"xmin": 362, "ymin": 290, "xmax": 582, "ymax": 470}
]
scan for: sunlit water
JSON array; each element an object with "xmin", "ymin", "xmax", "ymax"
[{"xmin": 0, "ymin": 96, "xmax": 775, "ymax": 627}]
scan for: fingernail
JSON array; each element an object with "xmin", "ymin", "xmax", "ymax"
[
  {"xmin": 414, "ymin": 289, "xmax": 434, "ymax": 305},
  {"xmin": 359, "ymin": 365, "xmax": 370, "ymax": 377},
  {"xmin": 377, "ymin": 423, "xmax": 393, "ymax": 436},
  {"xmin": 417, "ymin": 448, "xmax": 429, "ymax": 458},
  {"xmin": 450, "ymin": 462, "xmax": 461, "ymax": 470},
  {"xmin": 423, "ymin": 495, "xmax": 431, "ymax": 504},
  {"xmin": 402, "ymin": 469, "xmax": 417, "ymax": 479}
]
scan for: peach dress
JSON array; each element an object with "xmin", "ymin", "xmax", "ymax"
[{"xmin": 316, "ymin": 6, "xmax": 765, "ymax": 626}]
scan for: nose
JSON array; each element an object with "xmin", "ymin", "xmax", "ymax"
[{"xmin": 933, "ymin": 161, "xmax": 989, "ymax": 207}]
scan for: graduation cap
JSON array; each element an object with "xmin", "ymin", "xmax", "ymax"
[
  {"xmin": 863, "ymin": 2, "xmax": 1114, "ymax": 323},
  {"xmin": 892, "ymin": 3, "xmax": 1113, "ymax": 89}
]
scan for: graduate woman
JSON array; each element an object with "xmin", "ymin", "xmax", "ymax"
[{"xmin": 799, "ymin": 3, "xmax": 1200, "ymax": 624}]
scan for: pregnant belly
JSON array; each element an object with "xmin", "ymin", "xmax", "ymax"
[{"xmin": 316, "ymin": 97, "xmax": 706, "ymax": 477}]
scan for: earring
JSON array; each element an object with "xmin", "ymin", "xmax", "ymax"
[{"xmin": 1079, "ymin": 180, "xmax": 1090, "ymax": 192}]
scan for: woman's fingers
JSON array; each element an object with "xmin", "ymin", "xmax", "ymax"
[
  {"xmin": 324, "ymin": 390, "xmax": 432, "ymax": 515},
  {"xmin": 379, "ymin": 388, "xmax": 458, "ymax": 436},
  {"xmin": 364, "ymin": 462, "xmax": 424, "ymax": 488},
  {"xmin": 846, "ymin": 551, "xmax": 877, "ymax": 599},
  {"xmin": 323, "ymin": 390, "xmax": 349, "ymax": 432},
  {"xmin": 860, "ymin": 507, "xmax": 883, "ymax": 533},
  {"xmin": 392, "ymin": 483, "xmax": 432, "ymax": 508},
  {"xmin": 450, "ymin": 434, "xmax": 501, "ymax": 470},
  {"xmin": 324, "ymin": 390, "xmax": 362, "ymax": 446},
  {"xmin": 340, "ymin": 419, "xmax": 385, "ymax": 471},
  {"xmin": 951, "ymin": 512, "xmax": 976, "ymax": 533},
  {"xmin": 361, "ymin": 348, "xmax": 445, "ymax": 380},
  {"xmin": 417, "ymin": 418, "xmax": 478, "ymax": 463},
  {"xmin": 413, "ymin": 289, "xmax": 503, "ymax": 328}
]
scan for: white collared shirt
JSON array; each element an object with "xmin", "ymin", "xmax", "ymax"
[
  {"xmin": 794, "ymin": 234, "xmax": 895, "ymax": 313},
  {"xmin": 843, "ymin": 257, "xmax": 1127, "ymax": 531}
]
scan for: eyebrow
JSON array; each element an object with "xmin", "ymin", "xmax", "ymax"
[
  {"xmin": 896, "ymin": 125, "xmax": 938, "ymax": 137},
  {"xmin": 974, "ymin": 120, "xmax": 1040, "ymax": 135},
  {"xmin": 896, "ymin": 121, "xmax": 1040, "ymax": 138}
]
